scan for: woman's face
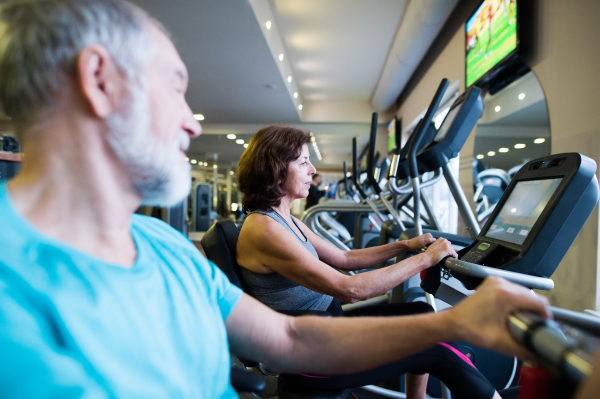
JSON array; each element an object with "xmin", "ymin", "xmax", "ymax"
[{"xmin": 281, "ymin": 144, "xmax": 317, "ymax": 201}]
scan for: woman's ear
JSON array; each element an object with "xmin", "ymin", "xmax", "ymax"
[{"xmin": 76, "ymin": 45, "xmax": 124, "ymax": 118}]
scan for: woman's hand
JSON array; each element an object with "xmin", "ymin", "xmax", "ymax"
[
  {"xmin": 423, "ymin": 237, "xmax": 458, "ymax": 266},
  {"xmin": 405, "ymin": 233, "xmax": 435, "ymax": 252}
]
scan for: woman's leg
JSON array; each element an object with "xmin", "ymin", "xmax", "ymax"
[
  {"xmin": 345, "ymin": 301, "xmax": 434, "ymax": 399},
  {"xmin": 281, "ymin": 343, "xmax": 497, "ymax": 399}
]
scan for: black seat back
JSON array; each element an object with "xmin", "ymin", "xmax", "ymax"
[{"xmin": 201, "ymin": 220, "xmax": 247, "ymax": 292}]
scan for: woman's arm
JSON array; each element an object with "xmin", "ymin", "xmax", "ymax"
[
  {"xmin": 299, "ymin": 219, "xmax": 435, "ymax": 272},
  {"xmin": 238, "ymin": 215, "xmax": 457, "ymax": 303}
]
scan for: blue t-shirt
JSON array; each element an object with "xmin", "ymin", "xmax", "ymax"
[{"xmin": 0, "ymin": 183, "xmax": 243, "ymax": 398}]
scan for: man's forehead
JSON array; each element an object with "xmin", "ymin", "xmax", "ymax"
[{"xmin": 147, "ymin": 22, "xmax": 188, "ymax": 82}]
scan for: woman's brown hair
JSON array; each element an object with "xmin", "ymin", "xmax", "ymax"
[{"xmin": 237, "ymin": 125, "xmax": 312, "ymax": 213}]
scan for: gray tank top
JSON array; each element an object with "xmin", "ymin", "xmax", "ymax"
[{"xmin": 240, "ymin": 208, "xmax": 333, "ymax": 311}]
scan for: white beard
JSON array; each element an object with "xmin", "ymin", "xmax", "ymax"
[{"xmin": 105, "ymin": 80, "xmax": 191, "ymax": 207}]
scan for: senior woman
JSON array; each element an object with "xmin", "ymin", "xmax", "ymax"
[{"xmin": 236, "ymin": 125, "xmax": 501, "ymax": 399}]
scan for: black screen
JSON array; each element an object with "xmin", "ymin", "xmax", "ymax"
[{"xmin": 485, "ymin": 178, "xmax": 562, "ymax": 245}]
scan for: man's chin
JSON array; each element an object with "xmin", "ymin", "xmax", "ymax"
[{"xmin": 140, "ymin": 172, "xmax": 191, "ymax": 208}]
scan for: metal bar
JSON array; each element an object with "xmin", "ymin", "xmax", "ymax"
[
  {"xmin": 443, "ymin": 258, "xmax": 555, "ymax": 291},
  {"xmin": 420, "ymin": 189, "xmax": 441, "ymax": 231},
  {"xmin": 442, "ymin": 163, "xmax": 480, "ymax": 239},
  {"xmin": 551, "ymin": 307, "xmax": 600, "ymax": 336}
]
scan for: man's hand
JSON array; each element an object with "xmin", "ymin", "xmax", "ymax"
[
  {"xmin": 405, "ymin": 233, "xmax": 435, "ymax": 252},
  {"xmin": 447, "ymin": 276, "xmax": 552, "ymax": 360},
  {"xmin": 422, "ymin": 237, "xmax": 458, "ymax": 265}
]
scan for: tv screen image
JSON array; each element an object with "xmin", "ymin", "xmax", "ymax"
[
  {"xmin": 387, "ymin": 118, "xmax": 396, "ymax": 153},
  {"xmin": 466, "ymin": 0, "xmax": 518, "ymax": 87}
]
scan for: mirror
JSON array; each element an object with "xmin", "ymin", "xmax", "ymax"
[{"xmin": 472, "ymin": 71, "xmax": 551, "ymax": 223}]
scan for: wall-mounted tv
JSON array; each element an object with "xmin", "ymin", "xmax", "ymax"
[
  {"xmin": 466, "ymin": 0, "xmax": 521, "ymax": 88},
  {"xmin": 387, "ymin": 117, "xmax": 401, "ymax": 155}
]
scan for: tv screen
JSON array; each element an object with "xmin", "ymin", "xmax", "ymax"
[
  {"xmin": 466, "ymin": 0, "xmax": 519, "ymax": 87},
  {"xmin": 485, "ymin": 178, "xmax": 562, "ymax": 245}
]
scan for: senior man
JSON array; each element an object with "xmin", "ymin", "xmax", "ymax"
[{"xmin": 0, "ymin": 1, "xmax": 551, "ymax": 398}]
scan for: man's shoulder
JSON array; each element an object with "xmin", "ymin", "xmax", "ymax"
[{"xmin": 131, "ymin": 214, "xmax": 194, "ymax": 251}]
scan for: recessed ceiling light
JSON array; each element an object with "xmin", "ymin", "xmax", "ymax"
[
  {"xmin": 499, "ymin": 148, "xmax": 509, "ymax": 153},
  {"xmin": 204, "ymin": 162, "xmax": 208, "ymax": 166},
  {"xmin": 236, "ymin": 139, "xmax": 244, "ymax": 144},
  {"xmin": 514, "ymin": 143, "xmax": 526, "ymax": 149},
  {"xmin": 534, "ymin": 138, "xmax": 545, "ymax": 144},
  {"xmin": 191, "ymin": 159, "xmax": 197, "ymax": 164},
  {"xmin": 185, "ymin": 157, "xmax": 189, "ymax": 161},
  {"xmin": 278, "ymin": 53, "xmax": 284, "ymax": 61},
  {"xmin": 243, "ymin": 144, "xmax": 248, "ymax": 148},
  {"xmin": 266, "ymin": 21, "xmax": 271, "ymax": 29},
  {"xmin": 476, "ymin": 154, "xmax": 484, "ymax": 159},
  {"xmin": 229, "ymin": 171, "xmax": 234, "ymax": 175},
  {"xmin": 518, "ymin": 93, "xmax": 525, "ymax": 100},
  {"xmin": 487, "ymin": 151, "xmax": 496, "ymax": 156},
  {"xmin": 193, "ymin": 114, "xmax": 204, "ymax": 121},
  {"xmin": 494, "ymin": 106, "xmax": 501, "ymax": 112},
  {"xmin": 287, "ymin": 76, "xmax": 292, "ymax": 83},
  {"xmin": 294, "ymin": 92, "xmax": 298, "ymax": 98},
  {"xmin": 213, "ymin": 164, "xmax": 218, "ymax": 169},
  {"xmin": 298, "ymin": 104, "xmax": 303, "ymax": 110},
  {"xmin": 227, "ymin": 134, "xmax": 236, "ymax": 140}
]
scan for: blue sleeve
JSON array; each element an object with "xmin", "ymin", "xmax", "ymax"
[
  {"xmin": 0, "ymin": 279, "xmax": 108, "ymax": 398},
  {"xmin": 206, "ymin": 260, "xmax": 243, "ymax": 320}
]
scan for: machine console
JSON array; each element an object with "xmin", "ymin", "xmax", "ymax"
[
  {"xmin": 451, "ymin": 153, "xmax": 598, "ymax": 289},
  {"xmin": 416, "ymin": 86, "xmax": 483, "ymax": 174}
]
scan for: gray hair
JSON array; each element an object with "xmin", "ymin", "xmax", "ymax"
[{"xmin": 0, "ymin": 0, "xmax": 159, "ymax": 136}]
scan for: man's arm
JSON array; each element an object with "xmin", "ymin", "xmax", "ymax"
[{"xmin": 225, "ymin": 277, "xmax": 551, "ymax": 375}]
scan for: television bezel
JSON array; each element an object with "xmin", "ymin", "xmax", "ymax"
[{"xmin": 465, "ymin": 0, "xmax": 523, "ymax": 89}]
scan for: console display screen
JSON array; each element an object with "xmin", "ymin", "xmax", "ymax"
[
  {"xmin": 433, "ymin": 103, "xmax": 461, "ymax": 142},
  {"xmin": 485, "ymin": 178, "xmax": 562, "ymax": 245}
]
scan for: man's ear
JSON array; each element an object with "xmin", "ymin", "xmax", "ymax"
[{"xmin": 76, "ymin": 45, "xmax": 123, "ymax": 118}]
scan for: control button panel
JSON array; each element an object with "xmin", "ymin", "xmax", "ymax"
[{"xmin": 461, "ymin": 241, "xmax": 499, "ymax": 265}]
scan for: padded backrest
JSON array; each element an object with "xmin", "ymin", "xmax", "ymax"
[{"xmin": 201, "ymin": 220, "xmax": 247, "ymax": 292}]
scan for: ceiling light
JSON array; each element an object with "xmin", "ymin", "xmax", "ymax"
[
  {"xmin": 278, "ymin": 53, "xmax": 284, "ymax": 61},
  {"xmin": 476, "ymin": 154, "xmax": 484, "ymax": 159},
  {"xmin": 487, "ymin": 151, "xmax": 496, "ymax": 156},
  {"xmin": 185, "ymin": 157, "xmax": 189, "ymax": 161},
  {"xmin": 494, "ymin": 106, "xmax": 501, "ymax": 112},
  {"xmin": 518, "ymin": 93, "xmax": 525, "ymax": 100},
  {"xmin": 243, "ymin": 144, "xmax": 248, "ymax": 148},
  {"xmin": 227, "ymin": 134, "xmax": 236, "ymax": 140},
  {"xmin": 499, "ymin": 148, "xmax": 509, "ymax": 153},
  {"xmin": 294, "ymin": 92, "xmax": 298, "ymax": 98},
  {"xmin": 534, "ymin": 138, "xmax": 545, "ymax": 144},
  {"xmin": 191, "ymin": 159, "xmax": 197, "ymax": 164},
  {"xmin": 193, "ymin": 114, "xmax": 204, "ymax": 121},
  {"xmin": 236, "ymin": 139, "xmax": 244, "ymax": 144},
  {"xmin": 514, "ymin": 143, "xmax": 526, "ymax": 149},
  {"xmin": 287, "ymin": 76, "xmax": 292, "ymax": 83},
  {"xmin": 298, "ymin": 104, "xmax": 303, "ymax": 110},
  {"xmin": 204, "ymin": 162, "xmax": 208, "ymax": 166},
  {"xmin": 266, "ymin": 21, "xmax": 271, "ymax": 29},
  {"xmin": 229, "ymin": 171, "xmax": 234, "ymax": 175},
  {"xmin": 213, "ymin": 164, "xmax": 218, "ymax": 169}
]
